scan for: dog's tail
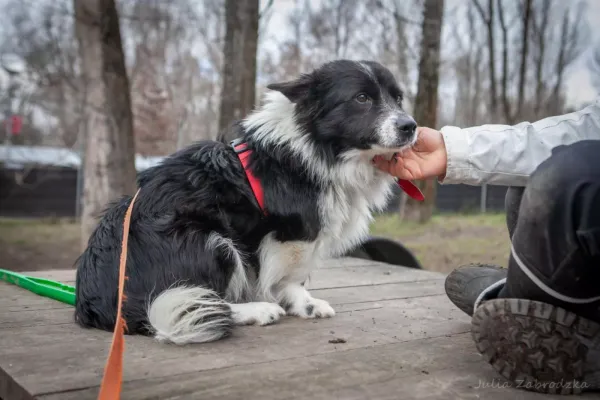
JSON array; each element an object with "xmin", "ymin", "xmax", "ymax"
[{"xmin": 147, "ymin": 286, "xmax": 233, "ymax": 344}]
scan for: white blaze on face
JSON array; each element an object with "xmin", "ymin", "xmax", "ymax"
[{"xmin": 376, "ymin": 113, "xmax": 399, "ymax": 147}]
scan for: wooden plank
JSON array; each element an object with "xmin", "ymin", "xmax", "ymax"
[
  {"xmin": 0, "ymin": 307, "xmax": 74, "ymax": 329},
  {"xmin": 4, "ymin": 278, "xmax": 445, "ymax": 314},
  {"xmin": 20, "ymin": 269, "xmax": 76, "ymax": 283},
  {"xmin": 6, "ymin": 292, "xmax": 72, "ymax": 311},
  {"xmin": 4, "ymin": 264, "xmax": 443, "ymax": 315},
  {"xmin": 5, "ymin": 303, "xmax": 71, "ymax": 313},
  {"xmin": 2, "ymin": 259, "xmax": 571, "ymax": 400},
  {"xmin": 18, "ymin": 257, "xmax": 381, "ymax": 281},
  {"xmin": 311, "ymin": 368, "xmax": 588, "ymax": 400},
  {"xmin": 2, "ymin": 284, "xmax": 74, "ymax": 319},
  {"xmin": 1, "ymin": 293, "xmax": 453, "ymax": 329},
  {"xmin": 0, "ymin": 368, "xmax": 34, "ymax": 400},
  {"xmin": 40, "ymin": 333, "xmax": 587, "ymax": 400},
  {"xmin": 1, "ymin": 295, "xmax": 469, "ymax": 397},
  {"xmin": 21, "ymin": 260, "xmax": 443, "ymax": 288},
  {"xmin": 321, "ymin": 256, "xmax": 414, "ymax": 269},
  {"xmin": 311, "ymin": 279, "xmax": 445, "ymax": 305},
  {"xmin": 39, "ymin": 334, "xmax": 480, "ymax": 400},
  {"xmin": 309, "ymin": 266, "xmax": 443, "ymax": 290}
]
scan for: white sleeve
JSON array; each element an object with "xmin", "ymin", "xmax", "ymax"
[{"xmin": 439, "ymin": 98, "xmax": 600, "ymax": 187}]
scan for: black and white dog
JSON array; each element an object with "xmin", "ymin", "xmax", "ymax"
[{"xmin": 74, "ymin": 60, "xmax": 417, "ymax": 345}]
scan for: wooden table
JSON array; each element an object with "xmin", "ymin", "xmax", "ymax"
[{"xmin": 2, "ymin": 258, "xmax": 599, "ymax": 400}]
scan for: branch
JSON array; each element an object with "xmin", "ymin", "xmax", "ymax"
[
  {"xmin": 373, "ymin": 0, "xmax": 421, "ymax": 25},
  {"xmin": 496, "ymin": 0, "xmax": 511, "ymax": 122},
  {"xmin": 259, "ymin": 0, "xmax": 274, "ymax": 18},
  {"xmin": 471, "ymin": 0, "xmax": 488, "ymax": 23}
]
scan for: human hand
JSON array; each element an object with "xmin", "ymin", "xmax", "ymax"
[{"xmin": 373, "ymin": 127, "xmax": 447, "ymax": 181}]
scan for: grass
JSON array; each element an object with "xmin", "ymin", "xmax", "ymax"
[
  {"xmin": 0, "ymin": 217, "xmax": 80, "ymax": 272},
  {"xmin": 0, "ymin": 213, "xmax": 511, "ymax": 273},
  {"xmin": 370, "ymin": 212, "xmax": 510, "ymax": 273}
]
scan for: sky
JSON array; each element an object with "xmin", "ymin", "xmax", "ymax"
[
  {"xmin": 1, "ymin": 0, "xmax": 599, "ymax": 110},
  {"xmin": 563, "ymin": 0, "xmax": 600, "ymax": 107},
  {"xmin": 260, "ymin": 0, "xmax": 600, "ymax": 109}
]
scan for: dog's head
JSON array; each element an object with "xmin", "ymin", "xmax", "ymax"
[{"xmin": 267, "ymin": 60, "xmax": 417, "ymax": 155}]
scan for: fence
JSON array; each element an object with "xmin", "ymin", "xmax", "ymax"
[{"xmin": 0, "ymin": 166, "xmax": 509, "ymax": 218}]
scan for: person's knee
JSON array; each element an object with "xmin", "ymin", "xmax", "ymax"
[
  {"xmin": 541, "ymin": 140, "xmax": 600, "ymax": 184},
  {"xmin": 520, "ymin": 140, "xmax": 600, "ymax": 221}
]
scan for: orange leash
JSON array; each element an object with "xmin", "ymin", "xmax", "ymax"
[{"xmin": 97, "ymin": 188, "xmax": 140, "ymax": 400}]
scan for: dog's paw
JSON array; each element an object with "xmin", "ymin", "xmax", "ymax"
[
  {"xmin": 288, "ymin": 298, "xmax": 335, "ymax": 319},
  {"xmin": 230, "ymin": 302, "xmax": 286, "ymax": 326}
]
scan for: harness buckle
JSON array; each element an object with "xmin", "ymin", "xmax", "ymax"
[{"xmin": 230, "ymin": 138, "xmax": 249, "ymax": 154}]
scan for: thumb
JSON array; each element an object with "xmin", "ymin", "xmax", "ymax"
[{"xmin": 373, "ymin": 155, "xmax": 412, "ymax": 179}]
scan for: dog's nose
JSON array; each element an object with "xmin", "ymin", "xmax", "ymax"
[{"xmin": 395, "ymin": 117, "xmax": 417, "ymax": 135}]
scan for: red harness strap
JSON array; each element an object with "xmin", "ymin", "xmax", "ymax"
[{"xmin": 232, "ymin": 139, "xmax": 267, "ymax": 214}]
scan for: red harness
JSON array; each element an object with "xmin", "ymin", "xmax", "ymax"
[
  {"xmin": 231, "ymin": 140, "xmax": 424, "ymax": 215},
  {"xmin": 232, "ymin": 139, "xmax": 267, "ymax": 213}
]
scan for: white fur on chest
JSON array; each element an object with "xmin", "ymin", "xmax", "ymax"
[
  {"xmin": 316, "ymin": 165, "xmax": 395, "ymax": 258},
  {"xmin": 255, "ymin": 161, "xmax": 395, "ymax": 302}
]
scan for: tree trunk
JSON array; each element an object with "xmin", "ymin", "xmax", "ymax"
[
  {"xmin": 472, "ymin": 0, "xmax": 497, "ymax": 119},
  {"xmin": 532, "ymin": 1, "xmax": 550, "ymax": 117},
  {"xmin": 404, "ymin": 0, "xmax": 444, "ymax": 223},
  {"xmin": 217, "ymin": 0, "xmax": 259, "ymax": 143},
  {"xmin": 550, "ymin": 11, "xmax": 570, "ymax": 115},
  {"xmin": 75, "ymin": 0, "xmax": 137, "ymax": 249},
  {"xmin": 496, "ymin": 0, "xmax": 511, "ymax": 123},
  {"xmin": 517, "ymin": 0, "xmax": 532, "ymax": 116}
]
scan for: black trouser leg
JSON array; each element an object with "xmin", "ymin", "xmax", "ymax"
[
  {"xmin": 498, "ymin": 140, "xmax": 600, "ymax": 323},
  {"xmin": 504, "ymin": 186, "xmax": 524, "ymax": 240}
]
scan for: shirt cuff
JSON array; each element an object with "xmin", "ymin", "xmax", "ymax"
[{"xmin": 439, "ymin": 126, "xmax": 472, "ymax": 184}]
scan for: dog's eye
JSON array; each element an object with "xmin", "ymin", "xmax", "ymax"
[{"xmin": 355, "ymin": 93, "xmax": 370, "ymax": 104}]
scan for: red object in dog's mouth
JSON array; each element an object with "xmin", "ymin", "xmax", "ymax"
[
  {"xmin": 398, "ymin": 179, "xmax": 424, "ymax": 201},
  {"xmin": 372, "ymin": 152, "xmax": 425, "ymax": 201},
  {"xmin": 390, "ymin": 152, "xmax": 425, "ymax": 202}
]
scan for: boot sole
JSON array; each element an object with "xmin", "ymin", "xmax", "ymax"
[{"xmin": 471, "ymin": 298, "xmax": 600, "ymax": 395}]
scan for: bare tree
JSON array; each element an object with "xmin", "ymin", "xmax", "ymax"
[
  {"xmin": 454, "ymin": 0, "xmax": 587, "ymax": 125},
  {"xmin": 405, "ymin": 0, "xmax": 444, "ymax": 223},
  {"xmin": 0, "ymin": 2, "xmax": 84, "ymax": 147},
  {"xmin": 548, "ymin": 3, "xmax": 587, "ymax": 115},
  {"xmin": 75, "ymin": 0, "xmax": 137, "ymax": 247},
  {"xmin": 217, "ymin": 0, "xmax": 260, "ymax": 143},
  {"xmin": 530, "ymin": 0, "xmax": 551, "ymax": 117},
  {"xmin": 495, "ymin": 0, "xmax": 530, "ymax": 124},
  {"xmin": 370, "ymin": 0, "xmax": 421, "ymax": 106},
  {"xmin": 120, "ymin": 0, "xmax": 214, "ymax": 155},
  {"xmin": 472, "ymin": 0, "xmax": 497, "ymax": 119},
  {"xmin": 496, "ymin": 0, "xmax": 512, "ymax": 123},
  {"xmin": 261, "ymin": 4, "xmax": 306, "ymax": 82},
  {"xmin": 516, "ymin": 0, "xmax": 532, "ymax": 115}
]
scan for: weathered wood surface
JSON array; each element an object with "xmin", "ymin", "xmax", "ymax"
[{"xmin": 1, "ymin": 258, "xmax": 598, "ymax": 400}]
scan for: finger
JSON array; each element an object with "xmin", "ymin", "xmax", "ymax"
[
  {"xmin": 378, "ymin": 156, "xmax": 413, "ymax": 180},
  {"xmin": 372, "ymin": 156, "xmax": 392, "ymax": 173}
]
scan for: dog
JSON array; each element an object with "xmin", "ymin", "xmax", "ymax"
[{"xmin": 74, "ymin": 60, "xmax": 417, "ymax": 345}]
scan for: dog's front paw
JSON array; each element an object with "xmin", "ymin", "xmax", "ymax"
[
  {"xmin": 288, "ymin": 298, "xmax": 335, "ymax": 319},
  {"xmin": 230, "ymin": 302, "xmax": 286, "ymax": 326}
]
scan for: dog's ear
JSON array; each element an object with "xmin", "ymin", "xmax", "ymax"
[{"xmin": 267, "ymin": 73, "xmax": 314, "ymax": 103}]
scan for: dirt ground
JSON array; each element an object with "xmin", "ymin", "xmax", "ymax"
[{"xmin": 0, "ymin": 213, "xmax": 510, "ymax": 273}]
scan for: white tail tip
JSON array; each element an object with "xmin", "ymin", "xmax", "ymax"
[{"xmin": 147, "ymin": 286, "xmax": 232, "ymax": 345}]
